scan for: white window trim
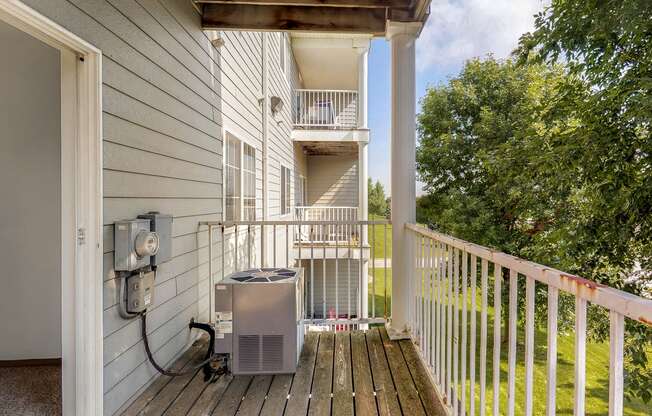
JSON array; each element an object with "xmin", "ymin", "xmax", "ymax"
[{"xmin": 0, "ymin": 2, "xmax": 103, "ymax": 415}]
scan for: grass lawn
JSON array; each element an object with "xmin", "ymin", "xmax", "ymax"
[
  {"xmin": 368, "ymin": 215, "xmax": 392, "ymax": 259},
  {"xmin": 367, "ymin": 269, "xmax": 651, "ymax": 415}
]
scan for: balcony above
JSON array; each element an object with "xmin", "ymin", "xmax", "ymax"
[{"xmin": 292, "ymin": 89, "xmax": 369, "ymax": 143}]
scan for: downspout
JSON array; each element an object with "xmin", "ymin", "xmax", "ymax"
[{"xmin": 261, "ymin": 32, "xmax": 269, "ymax": 267}]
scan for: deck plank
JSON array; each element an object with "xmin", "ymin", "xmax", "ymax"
[
  {"xmin": 120, "ymin": 337, "xmax": 207, "ymax": 416},
  {"xmin": 237, "ymin": 375, "xmax": 273, "ymax": 416},
  {"xmin": 211, "ymin": 376, "xmax": 252, "ymax": 416},
  {"xmin": 309, "ymin": 333, "xmax": 335, "ymax": 416},
  {"xmin": 259, "ymin": 375, "xmax": 293, "ymax": 416},
  {"xmin": 139, "ymin": 341, "xmax": 211, "ymax": 416},
  {"xmin": 186, "ymin": 374, "xmax": 234, "ymax": 416},
  {"xmin": 332, "ymin": 332, "xmax": 354, "ymax": 416},
  {"xmin": 379, "ymin": 328, "xmax": 426, "ymax": 416},
  {"xmin": 162, "ymin": 368, "xmax": 211, "ymax": 416},
  {"xmin": 399, "ymin": 340, "xmax": 448, "ymax": 416},
  {"xmin": 351, "ymin": 331, "xmax": 377, "ymax": 416},
  {"xmin": 284, "ymin": 332, "xmax": 319, "ymax": 416},
  {"xmin": 366, "ymin": 328, "xmax": 402, "ymax": 416}
]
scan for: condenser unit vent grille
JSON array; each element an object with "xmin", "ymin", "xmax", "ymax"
[
  {"xmin": 229, "ymin": 268, "xmax": 297, "ymax": 283},
  {"xmin": 238, "ymin": 335, "xmax": 260, "ymax": 372},
  {"xmin": 263, "ymin": 335, "xmax": 284, "ymax": 372}
]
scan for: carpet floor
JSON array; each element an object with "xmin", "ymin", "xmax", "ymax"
[{"xmin": 0, "ymin": 365, "xmax": 61, "ymax": 416}]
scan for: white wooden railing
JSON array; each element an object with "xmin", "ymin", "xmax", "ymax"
[
  {"xmin": 405, "ymin": 223, "xmax": 652, "ymax": 416},
  {"xmin": 294, "ymin": 206, "xmax": 358, "ymax": 243},
  {"xmin": 200, "ymin": 219, "xmax": 390, "ymax": 329},
  {"xmin": 293, "ymin": 89, "xmax": 359, "ymax": 128}
]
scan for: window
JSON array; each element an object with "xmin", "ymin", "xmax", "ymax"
[
  {"xmin": 296, "ymin": 175, "xmax": 307, "ymax": 207},
  {"xmin": 242, "ymin": 143, "xmax": 256, "ymax": 221},
  {"xmin": 281, "ymin": 165, "xmax": 291, "ymax": 215},
  {"xmin": 224, "ymin": 133, "xmax": 256, "ymax": 221}
]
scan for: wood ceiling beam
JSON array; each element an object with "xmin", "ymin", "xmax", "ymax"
[
  {"xmin": 202, "ymin": 3, "xmax": 388, "ymax": 34},
  {"xmin": 196, "ymin": 0, "xmax": 407, "ymax": 9}
]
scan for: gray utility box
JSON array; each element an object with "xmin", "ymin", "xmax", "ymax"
[
  {"xmin": 138, "ymin": 212, "xmax": 173, "ymax": 266},
  {"xmin": 214, "ymin": 268, "xmax": 304, "ymax": 375}
]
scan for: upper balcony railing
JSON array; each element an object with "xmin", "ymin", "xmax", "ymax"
[
  {"xmin": 293, "ymin": 89, "xmax": 359, "ymax": 129},
  {"xmin": 295, "ymin": 206, "xmax": 358, "ymax": 243},
  {"xmin": 405, "ymin": 223, "xmax": 652, "ymax": 416}
]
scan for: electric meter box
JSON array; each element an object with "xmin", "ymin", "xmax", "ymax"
[
  {"xmin": 114, "ymin": 219, "xmax": 153, "ymax": 271},
  {"xmin": 126, "ymin": 270, "xmax": 155, "ymax": 314},
  {"xmin": 138, "ymin": 212, "xmax": 173, "ymax": 266}
]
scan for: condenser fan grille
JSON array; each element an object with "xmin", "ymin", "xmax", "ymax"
[{"xmin": 229, "ymin": 268, "xmax": 297, "ymax": 283}]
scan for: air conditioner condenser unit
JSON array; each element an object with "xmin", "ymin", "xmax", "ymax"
[{"xmin": 214, "ymin": 268, "xmax": 304, "ymax": 375}]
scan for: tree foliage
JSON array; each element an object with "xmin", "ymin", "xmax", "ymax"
[
  {"xmin": 368, "ymin": 178, "xmax": 389, "ymax": 218},
  {"xmin": 416, "ymin": 54, "xmax": 651, "ymax": 401}
]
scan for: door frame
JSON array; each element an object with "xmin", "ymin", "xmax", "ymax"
[{"xmin": 0, "ymin": 1, "xmax": 103, "ymax": 415}]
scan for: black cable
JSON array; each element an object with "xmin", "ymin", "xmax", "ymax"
[{"xmin": 140, "ymin": 312, "xmax": 224, "ymax": 377}]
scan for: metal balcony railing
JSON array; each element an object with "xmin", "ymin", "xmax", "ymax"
[
  {"xmin": 405, "ymin": 223, "xmax": 652, "ymax": 416},
  {"xmin": 200, "ymin": 219, "xmax": 390, "ymax": 330},
  {"xmin": 293, "ymin": 89, "xmax": 359, "ymax": 129},
  {"xmin": 294, "ymin": 206, "xmax": 358, "ymax": 243}
]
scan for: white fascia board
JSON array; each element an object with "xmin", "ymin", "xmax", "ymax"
[{"xmin": 291, "ymin": 128, "xmax": 370, "ymax": 143}]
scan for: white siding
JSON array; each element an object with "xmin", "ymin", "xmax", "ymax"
[
  {"xmin": 18, "ymin": 0, "xmax": 270, "ymax": 414},
  {"xmin": 307, "ymin": 154, "xmax": 359, "ymax": 207}
]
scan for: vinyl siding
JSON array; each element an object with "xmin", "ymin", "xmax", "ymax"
[
  {"xmin": 18, "ymin": 1, "xmax": 276, "ymax": 414},
  {"xmin": 307, "ymin": 154, "xmax": 359, "ymax": 207}
]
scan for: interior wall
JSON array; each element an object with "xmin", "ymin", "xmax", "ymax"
[{"xmin": 0, "ymin": 20, "xmax": 62, "ymax": 360}]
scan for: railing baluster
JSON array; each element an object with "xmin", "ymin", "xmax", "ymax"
[
  {"xmin": 359, "ymin": 223, "xmax": 364, "ymax": 322},
  {"xmin": 285, "ymin": 224, "xmax": 289, "ymax": 267},
  {"xmin": 323, "ymin": 224, "xmax": 326, "ymax": 319},
  {"xmin": 574, "ymin": 297, "xmax": 587, "ymax": 415},
  {"xmin": 507, "ymin": 269, "xmax": 518, "ymax": 416},
  {"xmin": 608, "ymin": 311, "xmax": 624, "ymax": 416},
  {"xmin": 524, "ymin": 276, "xmax": 535, "ymax": 416},
  {"xmin": 435, "ymin": 240, "xmax": 441, "ymax": 382},
  {"xmin": 461, "ymin": 250, "xmax": 468, "ymax": 416},
  {"xmin": 453, "ymin": 248, "xmax": 460, "ymax": 415},
  {"xmin": 335, "ymin": 223, "xmax": 339, "ymax": 321},
  {"xmin": 447, "ymin": 244, "xmax": 453, "ymax": 402},
  {"xmin": 384, "ymin": 223, "xmax": 388, "ymax": 318},
  {"xmin": 480, "ymin": 258, "xmax": 488, "ymax": 416},
  {"xmin": 440, "ymin": 241, "xmax": 447, "ymax": 390},
  {"xmin": 310, "ymin": 226, "xmax": 314, "ymax": 320},
  {"xmin": 273, "ymin": 224, "xmax": 277, "ymax": 268},
  {"xmin": 492, "ymin": 264, "xmax": 502, "ymax": 416},
  {"xmin": 470, "ymin": 254, "xmax": 477, "ymax": 416},
  {"xmin": 371, "ymin": 220, "xmax": 376, "ymax": 319},
  {"xmin": 429, "ymin": 238, "xmax": 434, "ymax": 367},
  {"xmin": 546, "ymin": 286, "xmax": 558, "ymax": 416}
]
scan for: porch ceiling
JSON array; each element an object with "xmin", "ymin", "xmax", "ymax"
[
  {"xmin": 300, "ymin": 140, "xmax": 357, "ymax": 155},
  {"xmin": 195, "ymin": 1, "xmax": 431, "ymax": 35}
]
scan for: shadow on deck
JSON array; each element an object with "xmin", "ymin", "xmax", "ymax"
[{"xmin": 120, "ymin": 327, "xmax": 447, "ymax": 416}]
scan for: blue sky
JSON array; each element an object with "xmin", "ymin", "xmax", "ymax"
[{"xmin": 367, "ymin": 0, "xmax": 548, "ymax": 196}]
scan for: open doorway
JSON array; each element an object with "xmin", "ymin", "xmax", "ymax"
[
  {"xmin": 0, "ymin": 2, "xmax": 102, "ymax": 415},
  {"xmin": 0, "ymin": 18, "xmax": 63, "ymax": 414}
]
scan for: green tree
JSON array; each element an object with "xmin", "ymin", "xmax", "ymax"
[
  {"xmin": 368, "ymin": 178, "xmax": 388, "ymax": 218},
  {"xmin": 517, "ymin": 0, "xmax": 652, "ymax": 402},
  {"xmin": 417, "ymin": 55, "xmax": 651, "ymax": 402}
]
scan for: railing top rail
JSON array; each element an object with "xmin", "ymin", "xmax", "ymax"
[
  {"xmin": 200, "ymin": 219, "xmax": 390, "ymax": 226},
  {"xmin": 295, "ymin": 206, "xmax": 359, "ymax": 209},
  {"xmin": 294, "ymin": 88, "xmax": 358, "ymax": 93},
  {"xmin": 406, "ymin": 222, "xmax": 652, "ymax": 326}
]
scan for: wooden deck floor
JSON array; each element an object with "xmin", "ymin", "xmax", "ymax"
[{"xmin": 120, "ymin": 327, "xmax": 447, "ymax": 416}]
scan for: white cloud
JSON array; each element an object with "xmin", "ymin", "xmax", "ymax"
[{"xmin": 416, "ymin": 0, "xmax": 548, "ymax": 72}]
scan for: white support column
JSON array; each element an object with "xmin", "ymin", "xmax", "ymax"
[
  {"xmin": 356, "ymin": 45, "xmax": 369, "ymax": 129},
  {"xmin": 386, "ymin": 21, "xmax": 420, "ymax": 340}
]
